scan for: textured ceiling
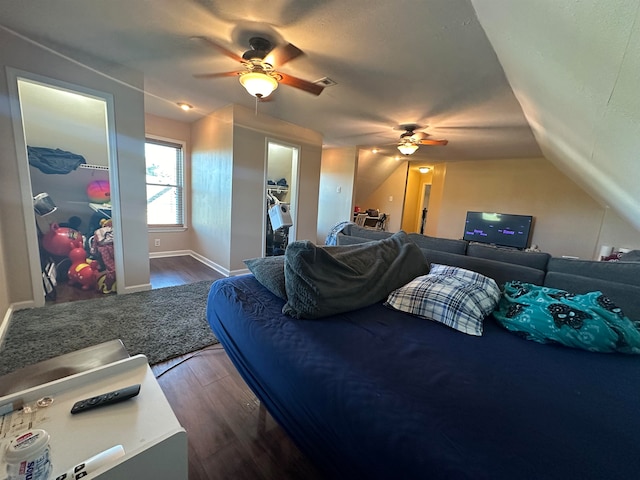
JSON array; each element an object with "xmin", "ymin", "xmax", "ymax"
[
  {"xmin": 2, "ymin": 0, "xmax": 638, "ymax": 229},
  {"xmin": 0, "ymin": 0, "xmax": 540, "ymax": 165}
]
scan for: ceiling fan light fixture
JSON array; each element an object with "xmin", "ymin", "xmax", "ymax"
[
  {"xmin": 239, "ymin": 72, "xmax": 279, "ymax": 98},
  {"xmin": 397, "ymin": 141, "xmax": 419, "ymax": 155}
]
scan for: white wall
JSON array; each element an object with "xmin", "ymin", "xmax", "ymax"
[
  {"xmin": 190, "ymin": 105, "xmax": 234, "ymax": 273},
  {"xmin": 317, "ymin": 147, "xmax": 358, "ymax": 244},
  {"xmin": 19, "ymin": 80, "xmax": 110, "ymax": 166},
  {"xmin": 189, "ymin": 104, "xmax": 322, "ymax": 274},
  {"xmin": 231, "ymin": 106, "xmax": 322, "ymax": 269}
]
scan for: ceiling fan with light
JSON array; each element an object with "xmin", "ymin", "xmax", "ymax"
[
  {"xmin": 192, "ymin": 36, "xmax": 324, "ymax": 99},
  {"xmin": 396, "ymin": 124, "xmax": 448, "ymax": 155}
]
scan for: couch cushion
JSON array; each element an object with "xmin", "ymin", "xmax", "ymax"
[
  {"xmin": 546, "ymin": 257, "xmax": 640, "ymax": 285},
  {"xmin": 619, "ymin": 250, "xmax": 640, "ymax": 262},
  {"xmin": 466, "ymin": 244, "xmax": 550, "ymax": 271},
  {"xmin": 407, "ymin": 233, "xmax": 468, "ymax": 254},
  {"xmin": 340, "ymin": 224, "xmax": 394, "ymax": 241},
  {"xmin": 336, "ymin": 234, "xmax": 375, "ymax": 246},
  {"xmin": 544, "ymin": 272, "xmax": 640, "ymax": 320},
  {"xmin": 420, "ymin": 249, "xmax": 545, "ymax": 287}
]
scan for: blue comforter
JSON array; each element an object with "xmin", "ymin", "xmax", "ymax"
[{"xmin": 207, "ymin": 274, "xmax": 640, "ymax": 479}]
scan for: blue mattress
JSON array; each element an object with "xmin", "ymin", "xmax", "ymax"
[{"xmin": 207, "ymin": 275, "xmax": 640, "ymax": 479}]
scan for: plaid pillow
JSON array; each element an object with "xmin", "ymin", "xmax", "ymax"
[{"xmin": 385, "ymin": 264, "xmax": 501, "ymax": 336}]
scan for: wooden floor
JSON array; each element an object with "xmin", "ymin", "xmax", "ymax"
[
  {"xmin": 48, "ymin": 255, "xmax": 226, "ymax": 304},
  {"xmin": 49, "ymin": 255, "xmax": 323, "ymax": 478},
  {"xmin": 152, "ymin": 348, "xmax": 324, "ymax": 480}
]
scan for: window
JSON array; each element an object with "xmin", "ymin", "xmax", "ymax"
[{"xmin": 145, "ymin": 138, "xmax": 184, "ymax": 228}]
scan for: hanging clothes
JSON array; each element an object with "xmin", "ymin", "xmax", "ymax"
[{"xmin": 28, "ymin": 146, "xmax": 87, "ymax": 174}]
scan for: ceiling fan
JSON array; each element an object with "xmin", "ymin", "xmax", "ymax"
[
  {"xmin": 192, "ymin": 36, "xmax": 324, "ymax": 99},
  {"xmin": 396, "ymin": 124, "xmax": 448, "ymax": 155}
]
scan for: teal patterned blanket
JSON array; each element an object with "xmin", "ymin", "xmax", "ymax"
[{"xmin": 493, "ymin": 281, "xmax": 640, "ymax": 353}]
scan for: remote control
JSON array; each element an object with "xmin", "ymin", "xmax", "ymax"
[{"xmin": 70, "ymin": 384, "xmax": 141, "ymax": 414}]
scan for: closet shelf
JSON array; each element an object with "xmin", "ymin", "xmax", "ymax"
[{"xmin": 266, "ymin": 184, "xmax": 288, "ymax": 193}]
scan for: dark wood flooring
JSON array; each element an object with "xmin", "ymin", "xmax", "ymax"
[
  {"xmin": 48, "ymin": 255, "xmax": 226, "ymax": 304},
  {"xmin": 49, "ymin": 254, "xmax": 323, "ymax": 478},
  {"xmin": 152, "ymin": 348, "xmax": 324, "ymax": 480}
]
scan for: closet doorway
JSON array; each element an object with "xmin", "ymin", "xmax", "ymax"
[
  {"xmin": 10, "ymin": 72, "xmax": 122, "ymax": 306},
  {"xmin": 264, "ymin": 141, "xmax": 299, "ymax": 256},
  {"xmin": 418, "ymin": 184, "xmax": 432, "ymax": 234}
]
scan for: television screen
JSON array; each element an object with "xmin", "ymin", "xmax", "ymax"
[{"xmin": 463, "ymin": 211, "xmax": 533, "ymax": 249}]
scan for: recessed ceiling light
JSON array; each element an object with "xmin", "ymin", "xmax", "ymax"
[
  {"xmin": 177, "ymin": 102, "xmax": 193, "ymax": 111},
  {"xmin": 419, "ymin": 167, "xmax": 430, "ymax": 173}
]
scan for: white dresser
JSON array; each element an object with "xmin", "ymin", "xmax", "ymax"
[{"xmin": 0, "ymin": 355, "xmax": 187, "ymax": 479}]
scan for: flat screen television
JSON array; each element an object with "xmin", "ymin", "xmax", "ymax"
[{"xmin": 463, "ymin": 211, "xmax": 533, "ymax": 249}]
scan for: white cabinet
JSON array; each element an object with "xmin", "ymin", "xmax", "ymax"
[{"xmin": 0, "ymin": 355, "xmax": 187, "ymax": 479}]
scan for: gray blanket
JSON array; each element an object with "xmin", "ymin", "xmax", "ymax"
[{"xmin": 283, "ymin": 231, "xmax": 428, "ymax": 319}]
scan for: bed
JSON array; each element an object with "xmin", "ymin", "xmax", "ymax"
[
  {"xmin": 207, "ymin": 233, "xmax": 640, "ymax": 478},
  {"xmin": 207, "ymin": 271, "xmax": 640, "ymax": 479}
]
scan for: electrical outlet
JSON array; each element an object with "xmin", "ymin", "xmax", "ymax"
[{"xmin": 154, "ymin": 239, "xmax": 160, "ymax": 247}]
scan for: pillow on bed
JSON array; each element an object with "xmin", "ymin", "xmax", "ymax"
[
  {"xmin": 244, "ymin": 256, "xmax": 287, "ymax": 300},
  {"xmin": 493, "ymin": 281, "xmax": 640, "ymax": 353},
  {"xmin": 283, "ymin": 231, "xmax": 428, "ymax": 319},
  {"xmin": 385, "ymin": 264, "xmax": 501, "ymax": 336}
]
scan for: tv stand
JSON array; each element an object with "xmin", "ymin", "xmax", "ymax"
[{"xmin": 469, "ymin": 241, "xmax": 522, "ymax": 251}]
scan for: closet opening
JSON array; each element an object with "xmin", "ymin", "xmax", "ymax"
[
  {"xmin": 12, "ymin": 74, "xmax": 120, "ymax": 306},
  {"xmin": 264, "ymin": 141, "xmax": 299, "ymax": 257}
]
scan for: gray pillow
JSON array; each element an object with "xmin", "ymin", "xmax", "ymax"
[
  {"xmin": 244, "ymin": 256, "xmax": 287, "ymax": 300},
  {"xmin": 282, "ymin": 231, "xmax": 429, "ymax": 319}
]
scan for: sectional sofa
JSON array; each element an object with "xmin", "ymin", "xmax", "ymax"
[{"xmin": 337, "ymin": 224, "xmax": 640, "ymax": 319}]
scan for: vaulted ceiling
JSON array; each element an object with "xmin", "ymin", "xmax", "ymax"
[{"xmin": 1, "ymin": 0, "xmax": 638, "ymax": 228}]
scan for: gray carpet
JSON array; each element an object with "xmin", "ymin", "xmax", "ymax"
[{"xmin": 0, "ymin": 280, "xmax": 219, "ymax": 376}]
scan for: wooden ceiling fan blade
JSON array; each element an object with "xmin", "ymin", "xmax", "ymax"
[
  {"xmin": 264, "ymin": 43, "xmax": 304, "ymax": 67},
  {"xmin": 193, "ymin": 71, "xmax": 241, "ymax": 79},
  {"xmin": 191, "ymin": 36, "xmax": 244, "ymax": 63},
  {"xmin": 278, "ymin": 73, "xmax": 324, "ymax": 96},
  {"xmin": 418, "ymin": 139, "xmax": 449, "ymax": 146}
]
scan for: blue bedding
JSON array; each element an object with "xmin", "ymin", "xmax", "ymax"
[{"xmin": 207, "ymin": 275, "xmax": 640, "ymax": 479}]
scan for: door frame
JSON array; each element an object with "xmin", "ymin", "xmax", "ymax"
[
  {"xmin": 417, "ymin": 183, "xmax": 432, "ymax": 233},
  {"xmin": 263, "ymin": 139, "xmax": 300, "ymax": 257},
  {"xmin": 7, "ymin": 68, "xmax": 123, "ymax": 307}
]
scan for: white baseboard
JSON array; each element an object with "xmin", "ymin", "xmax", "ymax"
[
  {"xmin": 149, "ymin": 250, "xmax": 250, "ymax": 277},
  {"xmin": 148, "ymin": 249, "xmax": 191, "ymax": 259},
  {"xmin": 188, "ymin": 251, "xmax": 232, "ymax": 277},
  {"xmin": 0, "ymin": 306, "xmax": 13, "ymax": 349},
  {"xmin": 0, "ymin": 300, "xmax": 32, "ymax": 349},
  {"xmin": 119, "ymin": 283, "xmax": 153, "ymax": 294}
]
